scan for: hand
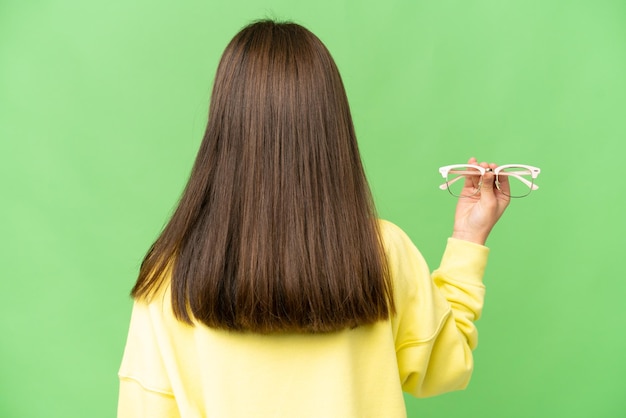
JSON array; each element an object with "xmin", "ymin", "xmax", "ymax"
[{"xmin": 451, "ymin": 157, "xmax": 511, "ymax": 245}]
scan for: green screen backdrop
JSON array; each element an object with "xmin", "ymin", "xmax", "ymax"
[{"xmin": 2, "ymin": 0, "xmax": 625, "ymax": 417}]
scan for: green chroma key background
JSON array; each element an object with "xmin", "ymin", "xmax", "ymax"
[{"xmin": 1, "ymin": 0, "xmax": 625, "ymax": 417}]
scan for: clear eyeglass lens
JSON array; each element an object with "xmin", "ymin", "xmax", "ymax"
[
  {"xmin": 446, "ymin": 166, "xmax": 483, "ymax": 197},
  {"xmin": 497, "ymin": 166, "xmax": 534, "ymax": 197}
]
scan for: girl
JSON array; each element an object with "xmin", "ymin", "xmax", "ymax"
[{"xmin": 118, "ymin": 20, "xmax": 509, "ymax": 418}]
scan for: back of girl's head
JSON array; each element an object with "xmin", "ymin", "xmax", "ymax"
[
  {"xmin": 132, "ymin": 20, "xmax": 394, "ymax": 333},
  {"xmin": 208, "ymin": 20, "xmax": 356, "ymax": 180}
]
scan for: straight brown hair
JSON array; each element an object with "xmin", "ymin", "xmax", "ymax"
[{"xmin": 131, "ymin": 20, "xmax": 394, "ymax": 333}]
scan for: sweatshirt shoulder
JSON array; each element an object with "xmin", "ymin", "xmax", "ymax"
[
  {"xmin": 377, "ymin": 219, "xmax": 428, "ymax": 269},
  {"xmin": 378, "ymin": 219, "xmax": 415, "ymax": 249}
]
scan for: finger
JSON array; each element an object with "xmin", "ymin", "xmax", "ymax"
[
  {"xmin": 494, "ymin": 165, "xmax": 511, "ymax": 197},
  {"xmin": 462, "ymin": 170, "xmax": 481, "ymax": 191},
  {"xmin": 459, "ymin": 158, "xmax": 479, "ymax": 191},
  {"xmin": 465, "ymin": 158, "xmax": 481, "ymax": 190},
  {"xmin": 480, "ymin": 161, "xmax": 495, "ymax": 190}
]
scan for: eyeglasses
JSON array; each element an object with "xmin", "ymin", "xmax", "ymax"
[{"xmin": 439, "ymin": 164, "xmax": 541, "ymax": 198}]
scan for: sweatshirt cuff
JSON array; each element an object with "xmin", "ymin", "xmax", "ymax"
[{"xmin": 436, "ymin": 238, "xmax": 490, "ymax": 285}]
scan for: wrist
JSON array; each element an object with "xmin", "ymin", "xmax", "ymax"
[{"xmin": 452, "ymin": 229, "xmax": 489, "ymax": 246}]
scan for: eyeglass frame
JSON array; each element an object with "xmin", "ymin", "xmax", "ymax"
[{"xmin": 438, "ymin": 164, "xmax": 541, "ymax": 198}]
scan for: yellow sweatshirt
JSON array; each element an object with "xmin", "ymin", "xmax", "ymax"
[{"xmin": 118, "ymin": 220, "xmax": 489, "ymax": 418}]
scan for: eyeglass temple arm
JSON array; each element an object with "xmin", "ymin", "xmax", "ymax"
[
  {"xmin": 439, "ymin": 175, "xmax": 463, "ymax": 190},
  {"xmin": 439, "ymin": 170, "xmax": 539, "ymax": 190}
]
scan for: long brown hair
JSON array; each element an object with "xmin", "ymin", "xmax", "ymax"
[{"xmin": 132, "ymin": 20, "xmax": 394, "ymax": 333}]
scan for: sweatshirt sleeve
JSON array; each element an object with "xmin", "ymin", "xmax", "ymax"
[
  {"xmin": 117, "ymin": 302, "xmax": 181, "ymax": 418},
  {"xmin": 382, "ymin": 221, "xmax": 489, "ymax": 398}
]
